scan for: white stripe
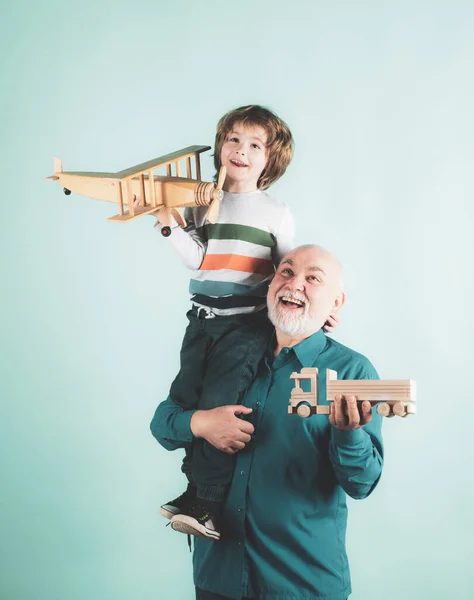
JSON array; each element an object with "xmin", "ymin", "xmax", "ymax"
[
  {"xmin": 206, "ymin": 238, "xmax": 274, "ymax": 259},
  {"xmin": 191, "ymin": 269, "xmax": 272, "ymax": 286}
]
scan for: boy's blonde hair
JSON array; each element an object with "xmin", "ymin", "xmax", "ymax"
[{"xmin": 213, "ymin": 105, "xmax": 294, "ymax": 190}]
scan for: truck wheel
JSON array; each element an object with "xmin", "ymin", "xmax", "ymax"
[
  {"xmin": 377, "ymin": 402, "xmax": 391, "ymax": 417},
  {"xmin": 296, "ymin": 402, "xmax": 312, "ymax": 418}
]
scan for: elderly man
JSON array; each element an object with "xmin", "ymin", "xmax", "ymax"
[{"xmin": 151, "ymin": 245, "xmax": 383, "ymax": 600}]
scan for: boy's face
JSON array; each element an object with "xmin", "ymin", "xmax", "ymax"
[{"xmin": 220, "ymin": 122, "xmax": 268, "ymax": 192}]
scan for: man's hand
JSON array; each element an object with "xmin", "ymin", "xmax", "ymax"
[
  {"xmin": 323, "ymin": 313, "xmax": 339, "ymax": 333},
  {"xmin": 329, "ymin": 395, "xmax": 372, "ymax": 430},
  {"xmin": 190, "ymin": 406, "xmax": 254, "ymax": 454}
]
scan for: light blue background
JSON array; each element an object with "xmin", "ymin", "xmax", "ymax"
[{"xmin": 1, "ymin": 1, "xmax": 473, "ymax": 599}]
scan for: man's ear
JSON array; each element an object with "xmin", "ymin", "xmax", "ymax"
[{"xmin": 332, "ymin": 292, "xmax": 345, "ymax": 313}]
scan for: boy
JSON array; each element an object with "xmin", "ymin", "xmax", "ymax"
[{"xmin": 151, "ymin": 105, "xmax": 295, "ymax": 540}]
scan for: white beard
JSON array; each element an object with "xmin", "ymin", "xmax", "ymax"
[{"xmin": 267, "ymin": 298, "xmax": 314, "ymax": 337}]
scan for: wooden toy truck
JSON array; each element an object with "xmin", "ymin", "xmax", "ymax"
[
  {"xmin": 289, "ymin": 368, "xmax": 416, "ymax": 419},
  {"xmin": 46, "ymin": 145, "xmax": 226, "ymax": 236}
]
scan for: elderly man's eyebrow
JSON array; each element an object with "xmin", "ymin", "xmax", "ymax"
[
  {"xmin": 279, "ymin": 260, "xmax": 326, "ymax": 276},
  {"xmin": 309, "ymin": 266, "xmax": 326, "ymax": 275}
]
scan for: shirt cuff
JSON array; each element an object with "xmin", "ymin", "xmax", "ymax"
[
  {"xmin": 174, "ymin": 409, "xmax": 197, "ymax": 443},
  {"xmin": 332, "ymin": 427, "xmax": 366, "ymax": 447}
]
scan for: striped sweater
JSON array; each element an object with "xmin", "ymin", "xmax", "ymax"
[{"xmin": 166, "ymin": 190, "xmax": 295, "ymax": 315}]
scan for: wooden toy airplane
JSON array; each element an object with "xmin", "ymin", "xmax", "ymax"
[
  {"xmin": 46, "ymin": 145, "xmax": 226, "ymax": 237},
  {"xmin": 288, "ymin": 368, "xmax": 416, "ymax": 419}
]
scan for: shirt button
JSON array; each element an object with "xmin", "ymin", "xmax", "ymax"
[
  {"xmin": 240, "ymin": 470, "xmax": 245, "ymax": 476},
  {"xmin": 237, "ymin": 506, "xmax": 242, "ymax": 511},
  {"xmin": 237, "ymin": 542, "xmax": 242, "ymax": 546},
  {"xmin": 256, "ymin": 402, "xmax": 260, "ymax": 407}
]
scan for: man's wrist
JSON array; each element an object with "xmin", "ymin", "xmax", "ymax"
[{"xmin": 190, "ymin": 410, "xmax": 205, "ymax": 439}]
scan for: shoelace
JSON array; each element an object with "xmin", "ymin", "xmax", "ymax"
[{"xmin": 166, "ymin": 522, "xmax": 192, "ymax": 552}]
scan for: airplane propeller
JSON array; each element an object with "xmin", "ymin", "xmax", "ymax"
[{"xmin": 206, "ymin": 166, "xmax": 226, "ymax": 224}]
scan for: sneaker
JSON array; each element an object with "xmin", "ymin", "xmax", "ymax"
[
  {"xmin": 159, "ymin": 486, "xmax": 197, "ymax": 520},
  {"xmin": 170, "ymin": 503, "xmax": 221, "ymax": 540}
]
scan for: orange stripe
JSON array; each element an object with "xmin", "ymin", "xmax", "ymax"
[{"xmin": 200, "ymin": 254, "xmax": 274, "ymax": 275}]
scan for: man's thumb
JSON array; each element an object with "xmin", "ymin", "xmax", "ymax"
[{"xmin": 233, "ymin": 405, "xmax": 253, "ymax": 415}]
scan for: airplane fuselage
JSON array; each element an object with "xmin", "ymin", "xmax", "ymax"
[{"xmin": 55, "ymin": 173, "xmax": 208, "ymax": 209}]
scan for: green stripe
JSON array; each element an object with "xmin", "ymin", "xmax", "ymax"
[
  {"xmin": 189, "ymin": 279, "xmax": 270, "ymax": 297},
  {"xmin": 197, "ymin": 224, "xmax": 275, "ymax": 247}
]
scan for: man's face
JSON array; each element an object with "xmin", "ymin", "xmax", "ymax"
[
  {"xmin": 220, "ymin": 122, "xmax": 267, "ymax": 191},
  {"xmin": 267, "ymin": 246, "xmax": 344, "ymax": 338}
]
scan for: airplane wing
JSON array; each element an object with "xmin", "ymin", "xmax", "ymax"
[
  {"xmin": 52, "ymin": 145, "xmax": 211, "ymax": 179},
  {"xmin": 116, "ymin": 145, "xmax": 211, "ymax": 179}
]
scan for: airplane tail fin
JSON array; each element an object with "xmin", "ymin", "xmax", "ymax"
[{"xmin": 45, "ymin": 157, "xmax": 62, "ymax": 180}]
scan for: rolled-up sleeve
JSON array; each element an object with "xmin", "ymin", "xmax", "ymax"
[
  {"xmin": 150, "ymin": 396, "xmax": 196, "ymax": 451},
  {"xmin": 329, "ymin": 417, "xmax": 383, "ymax": 499},
  {"xmin": 328, "ymin": 362, "xmax": 384, "ymax": 499}
]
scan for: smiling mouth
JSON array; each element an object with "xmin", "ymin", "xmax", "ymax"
[
  {"xmin": 279, "ymin": 295, "xmax": 306, "ymax": 310},
  {"xmin": 230, "ymin": 159, "xmax": 249, "ymax": 168}
]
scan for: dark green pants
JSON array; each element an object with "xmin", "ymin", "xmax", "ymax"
[
  {"xmin": 195, "ymin": 588, "xmax": 252, "ymax": 600},
  {"xmin": 196, "ymin": 588, "xmax": 347, "ymax": 599},
  {"xmin": 170, "ymin": 307, "xmax": 271, "ymax": 500}
]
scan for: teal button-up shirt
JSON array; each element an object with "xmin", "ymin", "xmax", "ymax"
[{"xmin": 151, "ymin": 330, "xmax": 383, "ymax": 600}]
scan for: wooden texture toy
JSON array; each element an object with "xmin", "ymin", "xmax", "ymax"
[
  {"xmin": 288, "ymin": 368, "xmax": 416, "ymax": 419},
  {"xmin": 46, "ymin": 145, "xmax": 226, "ymax": 237}
]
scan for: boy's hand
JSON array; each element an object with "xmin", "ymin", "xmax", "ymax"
[
  {"xmin": 323, "ymin": 313, "xmax": 339, "ymax": 333},
  {"xmin": 132, "ymin": 194, "xmax": 164, "ymax": 224},
  {"xmin": 132, "ymin": 194, "xmax": 157, "ymax": 214}
]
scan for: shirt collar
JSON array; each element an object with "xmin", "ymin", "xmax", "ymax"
[
  {"xmin": 292, "ymin": 329, "xmax": 328, "ymax": 367},
  {"xmin": 268, "ymin": 328, "xmax": 328, "ymax": 368}
]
